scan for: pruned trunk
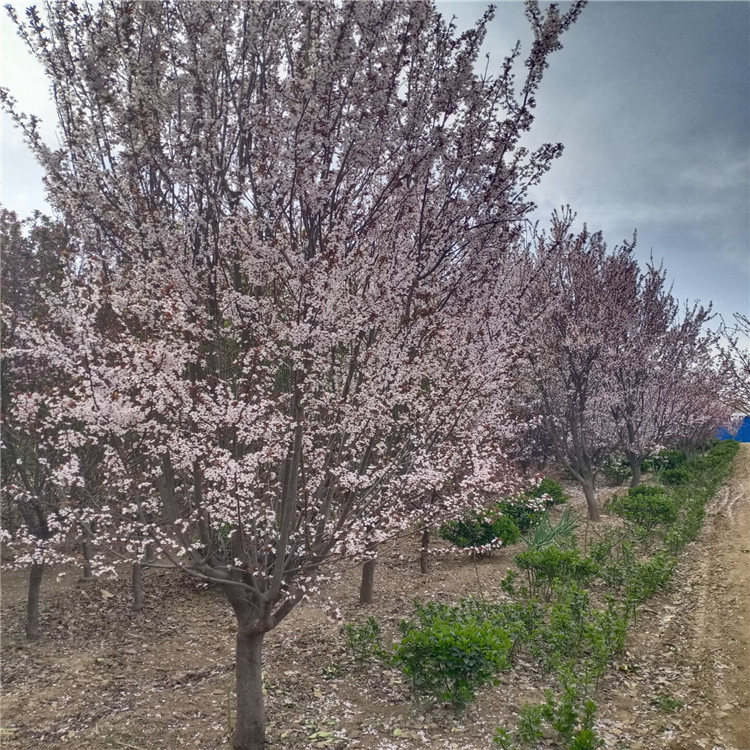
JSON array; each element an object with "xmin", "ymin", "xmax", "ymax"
[
  {"xmin": 419, "ymin": 528, "xmax": 430, "ymax": 574},
  {"xmin": 26, "ymin": 562, "xmax": 44, "ymax": 641},
  {"xmin": 359, "ymin": 558, "xmax": 376, "ymax": 604},
  {"xmin": 132, "ymin": 561, "xmax": 143, "ymax": 611},
  {"xmin": 629, "ymin": 458, "xmax": 642, "ymax": 488},
  {"xmin": 233, "ymin": 628, "xmax": 266, "ymax": 750},
  {"xmin": 80, "ymin": 537, "xmax": 95, "ymax": 582},
  {"xmin": 581, "ymin": 477, "xmax": 600, "ymax": 521}
]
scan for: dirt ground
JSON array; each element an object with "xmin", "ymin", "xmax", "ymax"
[{"xmin": 1, "ymin": 445, "xmax": 748, "ymax": 750}]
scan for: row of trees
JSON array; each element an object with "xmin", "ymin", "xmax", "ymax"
[
  {"xmin": 0, "ymin": 2, "xmax": 742, "ymax": 748},
  {"xmin": 514, "ymin": 209, "xmax": 730, "ymax": 520}
]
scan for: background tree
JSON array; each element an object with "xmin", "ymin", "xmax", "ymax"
[
  {"xmin": 721, "ymin": 314, "xmax": 750, "ymax": 415},
  {"xmin": 516, "ymin": 209, "xmax": 639, "ymax": 520},
  {"xmin": 2, "ymin": 2, "xmax": 585, "ymax": 747},
  {"xmin": 1, "ymin": 209, "xmax": 74, "ymax": 639},
  {"xmin": 610, "ymin": 264, "xmax": 715, "ymax": 486}
]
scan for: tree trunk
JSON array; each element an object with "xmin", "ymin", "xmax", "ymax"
[
  {"xmin": 233, "ymin": 629, "xmax": 266, "ymax": 750},
  {"xmin": 359, "ymin": 558, "xmax": 376, "ymax": 604},
  {"xmin": 629, "ymin": 458, "xmax": 642, "ymax": 488},
  {"xmin": 26, "ymin": 562, "xmax": 44, "ymax": 641},
  {"xmin": 80, "ymin": 537, "xmax": 95, "ymax": 582},
  {"xmin": 144, "ymin": 543, "xmax": 156, "ymax": 564},
  {"xmin": 132, "ymin": 561, "xmax": 143, "ymax": 611},
  {"xmin": 581, "ymin": 477, "xmax": 600, "ymax": 521},
  {"xmin": 419, "ymin": 528, "xmax": 430, "ymax": 574}
]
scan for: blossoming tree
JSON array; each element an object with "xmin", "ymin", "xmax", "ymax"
[
  {"xmin": 721, "ymin": 314, "xmax": 750, "ymax": 415},
  {"xmin": 2, "ymin": 1, "xmax": 585, "ymax": 746},
  {"xmin": 610, "ymin": 264, "xmax": 715, "ymax": 486},
  {"xmin": 516, "ymin": 209, "xmax": 639, "ymax": 520}
]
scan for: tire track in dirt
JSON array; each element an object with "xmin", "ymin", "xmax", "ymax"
[{"xmin": 598, "ymin": 444, "xmax": 750, "ymax": 750}]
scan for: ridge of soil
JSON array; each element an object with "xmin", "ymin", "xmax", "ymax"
[{"xmin": 1, "ymin": 445, "xmax": 748, "ymax": 749}]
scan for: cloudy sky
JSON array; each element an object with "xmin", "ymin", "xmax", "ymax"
[
  {"xmin": 2, "ymin": 1, "xmax": 749, "ymax": 327},
  {"xmin": 442, "ymin": 0, "xmax": 750, "ymax": 329}
]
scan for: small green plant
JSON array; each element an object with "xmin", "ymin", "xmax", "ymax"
[
  {"xmin": 609, "ymin": 486, "xmax": 677, "ymax": 527},
  {"xmin": 438, "ymin": 508, "xmax": 521, "ymax": 552},
  {"xmin": 651, "ymin": 692, "xmax": 684, "ymax": 713},
  {"xmin": 342, "ymin": 616, "xmax": 387, "ymax": 665},
  {"xmin": 392, "ymin": 600, "xmax": 513, "ymax": 711},
  {"xmin": 492, "ymin": 726, "xmax": 518, "ymax": 749},
  {"xmin": 625, "ymin": 551, "xmax": 677, "ymax": 604},
  {"xmin": 516, "ymin": 546, "xmax": 598, "ymax": 600},
  {"xmin": 522, "ymin": 508, "xmax": 579, "ymax": 552},
  {"xmin": 496, "ymin": 675, "xmax": 603, "ymax": 749},
  {"xmin": 517, "ymin": 703, "xmax": 545, "ymax": 743}
]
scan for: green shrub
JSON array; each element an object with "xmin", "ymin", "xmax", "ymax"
[
  {"xmin": 527, "ymin": 477, "xmax": 570, "ymax": 506},
  {"xmin": 625, "ymin": 551, "xmax": 677, "ymax": 604},
  {"xmin": 609, "ymin": 486, "xmax": 678, "ymax": 527},
  {"xmin": 516, "ymin": 547, "xmax": 598, "ymax": 600},
  {"xmin": 438, "ymin": 509, "xmax": 520, "ymax": 551},
  {"xmin": 584, "ymin": 596, "xmax": 630, "ymax": 678},
  {"xmin": 600, "ymin": 455, "xmax": 631, "ymax": 485},
  {"xmin": 342, "ymin": 616, "xmax": 387, "ymax": 665},
  {"xmin": 661, "ymin": 466, "xmax": 691, "ymax": 485},
  {"xmin": 496, "ymin": 677, "xmax": 603, "ymax": 749},
  {"xmin": 393, "ymin": 600, "xmax": 512, "ymax": 710},
  {"xmin": 494, "ymin": 479, "xmax": 571, "ymax": 536},
  {"xmin": 497, "ymin": 502, "xmax": 544, "ymax": 532},
  {"xmin": 654, "ymin": 449, "xmax": 687, "ymax": 471}
]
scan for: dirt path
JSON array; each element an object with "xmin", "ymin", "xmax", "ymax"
[{"xmin": 597, "ymin": 443, "xmax": 750, "ymax": 749}]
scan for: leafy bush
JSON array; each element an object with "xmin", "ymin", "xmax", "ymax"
[
  {"xmin": 661, "ymin": 466, "xmax": 691, "ymax": 485},
  {"xmin": 393, "ymin": 600, "xmax": 512, "ymax": 710},
  {"xmin": 493, "ymin": 479, "xmax": 570, "ymax": 535},
  {"xmin": 342, "ymin": 616, "xmax": 387, "ymax": 665},
  {"xmin": 600, "ymin": 455, "xmax": 631, "ymax": 485},
  {"xmin": 625, "ymin": 551, "xmax": 677, "ymax": 604},
  {"xmin": 609, "ymin": 486, "xmax": 677, "ymax": 527},
  {"xmin": 438, "ymin": 509, "xmax": 520, "ymax": 551},
  {"xmin": 654, "ymin": 449, "xmax": 687, "ymax": 471},
  {"xmin": 526, "ymin": 477, "xmax": 570, "ymax": 506},
  {"xmin": 498, "ymin": 502, "xmax": 544, "ymax": 533},
  {"xmin": 516, "ymin": 547, "xmax": 598, "ymax": 600},
  {"xmin": 494, "ymin": 676, "xmax": 603, "ymax": 749}
]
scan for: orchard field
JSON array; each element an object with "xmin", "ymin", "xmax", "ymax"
[
  {"xmin": 2, "ymin": 444, "xmax": 748, "ymax": 750},
  {"xmin": 2, "ymin": 3, "xmax": 750, "ymax": 750}
]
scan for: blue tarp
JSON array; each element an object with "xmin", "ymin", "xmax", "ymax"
[{"xmin": 717, "ymin": 415, "xmax": 750, "ymax": 442}]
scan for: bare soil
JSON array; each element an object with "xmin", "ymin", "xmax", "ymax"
[{"xmin": 1, "ymin": 445, "xmax": 748, "ymax": 750}]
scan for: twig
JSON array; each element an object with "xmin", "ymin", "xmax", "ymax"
[
  {"xmin": 472, "ymin": 555, "xmax": 485, "ymax": 602},
  {"xmin": 112, "ymin": 740, "xmax": 148, "ymax": 750}
]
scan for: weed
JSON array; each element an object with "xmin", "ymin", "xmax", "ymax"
[{"xmin": 651, "ymin": 692, "xmax": 684, "ymax": 713}]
